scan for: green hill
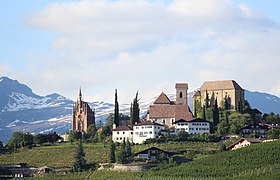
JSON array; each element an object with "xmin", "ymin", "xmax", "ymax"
[{"xmin": 34, "ymin": 140, "xmax": 280, "ymax": 179}]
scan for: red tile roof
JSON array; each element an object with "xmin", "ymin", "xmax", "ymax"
[
  {"xmin": 154, "ymin": 92, "xmax": 171, "ymax": 104},
  {"xmin": 175, "ymin": 83, "xmax": 188, "ymax": 89},
  {"xmin": 149, "ymin": 104, "xmax": 193, "ymax": 121}
]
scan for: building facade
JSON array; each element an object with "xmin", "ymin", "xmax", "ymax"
[
  {"xmin": 72, "ymin": 88, "xmax": 95, "ymax": 132},
  {"xmin": 147, "ymin": 83, "xmax": 193, "ymax": 127},
  {"xmin": 242, "ymin": 123, "xmax": 270, "ymax": 138},
  {"xmin": 175, "ymin": 118, "xmax": 210, "ymax": 135},
  {"xmin": 193, "ymin": 80, "xmax": 244, "ymax": 111},
  {"xmin": 133, "ymin": 121, "xmax": 165, "ymax": 144},
  {"xmin": 112, "ymin": 125, "xmax": 133, "ymax": 143}
]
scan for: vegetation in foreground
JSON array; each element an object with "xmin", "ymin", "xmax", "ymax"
[{"xmin": 31, "ymin": 140, "xmax": 280, "ymax": 180}]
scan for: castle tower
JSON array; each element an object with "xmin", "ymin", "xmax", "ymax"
[
  {"xmin": 72, "ymin": 88, "xmax": 95, "ymax": 132},
  {"xmin": 175, "ymin": 83, "xmax": 188, "ymax": 105}
]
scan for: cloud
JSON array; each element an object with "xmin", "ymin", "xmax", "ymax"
[{"xmin": 18, "ymin": 0, "xmax": 280, "ymax": 103}]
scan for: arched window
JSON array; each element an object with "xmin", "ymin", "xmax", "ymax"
[{"xmin": 179, "ymin": 92, "xmax": 183, "ymax": 98}]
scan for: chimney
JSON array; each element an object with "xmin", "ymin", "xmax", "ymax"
[{"xmin": 113, "ymin": 124, "xmax": 116, "ymax": 129}]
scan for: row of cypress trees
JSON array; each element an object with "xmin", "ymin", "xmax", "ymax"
[{"xmin": 114, "ymin": 89, "xmax": 140, "ymax": 127}]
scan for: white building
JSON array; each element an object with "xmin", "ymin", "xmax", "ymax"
[
  {"xmin": 175, "ymin": 118, "xmax": 210, "ymax": 135},
  {"xmin": 133, "ymin": 121, "xmax": 165, "ymax": 144},
  {"xmin": 112, "ymin": 125, "xmax": 133, "ymax": 143}
]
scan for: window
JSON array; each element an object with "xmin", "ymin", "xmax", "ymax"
[
  {"xmin": 131, "ymin": 132, "xmax": 133, "ymax": 135},
  {"xmin": 179, "ymin": 92, "xmax": 183, "ymax": 98},
  {"xmin": 123, "ymin": 132, "xmax": 125, "ymax": 134},
  {"xmin": 120, "ymin": 137, "xmax": 122, "ymax": 140},
  {"xmin": 116, "ymin": 138, "xmax": 118, "ymax": 140},
  {"xmin": 149, "ymin": 131, "xmax": 152, "ymax": 134},
  {"xmin": 117, "ymin": 132, "xmax": 119, "ymax": 134},
  {"xmin": 144, "ymin": 132, "xmax": 148, "ymax": 134}
]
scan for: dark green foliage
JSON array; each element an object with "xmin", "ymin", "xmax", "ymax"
[
  {"xmin": 34, "ymin": 134, "xmax": 47, "ymax": 145},
  {"xmin": 267, "ymin": 128, "xmax": 280, "ymax": 139},
  {"xmin": 228, "ymin": 113, "xmax": 251, "ymax": 134},
  {"xmin": 116, "ymin": 140, "xmax": 132, "ymax": 164},
  {"xmin": 69, "ymin": 130, "xmax": 82, "ymax": 142},
  {"xmin": 46, "ymin": 132, "xmax": 61, "ymax": 145},
  {"xmin": 0, "ymin": 141, "xmax": 3, "ymax": 150},
  {"xmin": 212, "ymin": 97, "xmax": 219, "ymax": 126},
  {"xmin": 7, "ymin": 132, "xmax": 34, "ymax": 150},
  {"xmin": 114, "ymin": 89, "xmax": 120, "ymax": 127},
  {"xmin": 202, "ymin": 106, "xmax": 206, "ymax": 120},
  {"xmin": 263, "ymin": 112, "xmax": 280, "ymax": 124},
  {"xmin": 217, "ymin": 120, "xmax": 229, "ymax": 136},
  {"xmin": 205, "ymin": 90, "xmax": 209, "ymax": 108},
  {"xmin": 86, "ymin": 124, "xmax": 96, "ymax": 142},
  {"xmin": 109, "ymin": 140, "xmax": 116, "ymax": 163},
  {"xmin": 73, "ymin": 141, "xmax": 87, "ymax": 172},
  {"xmin": 125, "ymin": 140, "xmax": 132, "ymax": 163},
  {"xmin": 130, "ymin": 91, "xmax": 140, "ymax": 125}
]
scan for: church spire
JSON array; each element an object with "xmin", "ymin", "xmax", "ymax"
[{"xmin": 79, "ymin": 87, "xmax": 82, "ymax": 101}]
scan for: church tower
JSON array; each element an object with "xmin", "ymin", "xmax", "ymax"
[
  {"xmin": 175, "ymin": 83, "xmax": 188, "ymax": 105},
  {"xmin": 72, "ymin": 88, "xmax": 95, "ymax": 132}
]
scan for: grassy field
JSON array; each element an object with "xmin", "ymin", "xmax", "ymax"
[
  {"xmin": 0, "ymin": 143, "xmax": 109, "ymax": 169},
  {"xmin": 0, "ymin": 141, "xmax": 220, "ymax": 170},
  {"xmin": 31, "ymin": 140, "xmax": 280, "ymax": 180}
]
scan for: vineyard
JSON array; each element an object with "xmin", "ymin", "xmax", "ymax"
[
  {"xmin": 32, "ymin": 140, "xmax": 280, "ymax": 179},
  {"xmin": 0, "ymin": 143, "xmax": 109, "ymax": 169},
  {"xmin": 0, "ymin": 141, "xmax": 219, "ymax": 170}
]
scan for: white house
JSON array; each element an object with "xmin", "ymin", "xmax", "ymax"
[
  {"xmin": 133, "ymin": 121, "xmax": 165, "ymax": 144},
  {"xmin": 112, "ymin": 125, "xmax": 133, "ymax": 143},
  {"xmin": 175, "ymin": 118, "xmax": 210, "ymax": 135}
]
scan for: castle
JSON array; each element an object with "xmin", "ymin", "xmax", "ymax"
[
  {"xmin": 72, "ymin": 88, "xmax": 95, "ymax": 132},
  {"xmin": 193, "ymin": 80, "xmax": 245, "ymax": 111}
]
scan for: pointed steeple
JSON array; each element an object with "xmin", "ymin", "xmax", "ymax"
[{"xmin": 79, "ymin": 87, "xmax": 82, "ymax": 101}]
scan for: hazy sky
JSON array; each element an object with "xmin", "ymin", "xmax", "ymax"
[{"xmin": 1, "ymin": 0, "xmax": 280, "ymax": 104}]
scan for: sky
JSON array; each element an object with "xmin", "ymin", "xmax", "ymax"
[{"xmin": 1, "ymin": 0, "xmax": 280, "ymax": 104}]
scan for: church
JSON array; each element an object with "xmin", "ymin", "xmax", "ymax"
[
  {"xmin": 147, "ymin": 83, "xmax": 193, "ymax": 127},
  {"xmin": 72, "ymin": 88, "xmax": 95, "ymax": 132}
]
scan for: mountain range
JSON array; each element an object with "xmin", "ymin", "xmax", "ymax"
[{"xmin": 1, "ymin": 76, "xmax": 280, "ymax": 144}]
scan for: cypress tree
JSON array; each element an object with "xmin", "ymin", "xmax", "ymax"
[
  {"xmin": 130, "ymin": 103, "xmax": 133, "ymax": 125},
  {"xmin": 73, "ymin": 141, "xmax": 86, "ymax": 172},
  {"xmin": 114, "ymin": 89, "xmax": 120, "ymax": 127},
  {"xmin": 202, "ymin": 106, "xmax": 206, "ymax": 120},
  {"xmin": 109, "ymin": 140, "xmax": 116, "ymax": 163},
  {"xmin": 205, "ymin": 90, "xmax": 209, "ymax": 108},
  {"xmin": 193, "ymin": 99, "xmax": 197, "ymax": 117},
  {"xmin": 130, "ymin": 91, "xmax": 140, "ymax": 125},
  {"xmin": 213, "ymin": 97, "xmax": 219, "ymax": 126},
  {"xmin": 125, "ymin": 140, "xmax": 132, "ymax": 163}
]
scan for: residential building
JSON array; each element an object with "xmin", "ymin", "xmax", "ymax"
[
  {"xmin": 221, "ymin": 132, "xmax": 239, "ymax": 140},
  {"xmin": 72, "ymin": 88, "xmax": 95, "ymax": 132},
  {"xmin": 227, "ymin": 138, "xmax": 264, "ymax": 150},
  {"xmin": 134, "ymin": 147, "xmax": 172, "ymax": 161},
  {"xmin": 242, "ymin": 123, "xmax": 270, "ymax": 138},
  {"xmin": 147, "ymin": 83, "xmax": 193, "ymax": 127},
  {"xmin": 112, "ymin": 125, "xmax": 133, "ymax": 143},
  {"xmin": 174, "ymin": 118, "xmax": 210, "ymax": 135},
  {"xmin": 193, "ymin": 80, "xmax": 244, "ymax": 111},
  {"xmin": 133, "ymin": 121, "xmax": 165, "ymax": 144}
]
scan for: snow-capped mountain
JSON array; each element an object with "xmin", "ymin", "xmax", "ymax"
[{"xmin": 1, "ymin": 76, "xmax": 280, "ymax": 144}]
